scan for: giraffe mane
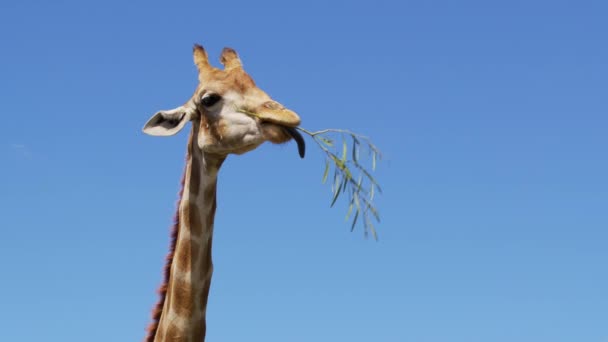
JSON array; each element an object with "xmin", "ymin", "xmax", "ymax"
[{"xmin": 144, "ymin": 154, "xmax": 188, "ymax": 342}]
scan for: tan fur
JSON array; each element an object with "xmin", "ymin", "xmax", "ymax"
[
  {"xmin": 145, "ymin": 44, "xmax": 301, "ymax": 342},
  {"xmin": 219, "ymin": 47, "xmax": 242, "ymax": 70}
]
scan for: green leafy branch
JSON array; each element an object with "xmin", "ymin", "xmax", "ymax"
[{"xmin": 296, "ymin": 127, "xmax": 383, "ymax": 240}]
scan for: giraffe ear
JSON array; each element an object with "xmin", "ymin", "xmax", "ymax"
[{"xmin": 142, "ymin": 107, "xmax": 192, "ymax": 136}]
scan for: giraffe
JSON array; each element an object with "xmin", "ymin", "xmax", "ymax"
[{"xmin": 141, "ymin": 44, "xmax": 305, "ymax": 342}]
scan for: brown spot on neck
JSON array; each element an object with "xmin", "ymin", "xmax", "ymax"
[{"xmin": 148, "ymin": 128, "xmax": 225, "ymax": 342}]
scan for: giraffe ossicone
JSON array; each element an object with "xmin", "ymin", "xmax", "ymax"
[{"xmin": 142, "ymin": 44, "xmax": 305, "ymax": 342}]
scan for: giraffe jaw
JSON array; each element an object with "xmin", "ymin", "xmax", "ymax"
[{"xmin": 236, "ymin": 108, "xmax": 305, "ymax": 158}]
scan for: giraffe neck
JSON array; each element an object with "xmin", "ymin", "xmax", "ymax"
[{"xmin": 152, "ymin": 128, "xmax": 225, "ymax": 342}]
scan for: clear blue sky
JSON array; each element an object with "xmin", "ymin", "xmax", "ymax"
[{"xmin": 1, "ymin": 0, "xmax": 606, "ymax": 341}]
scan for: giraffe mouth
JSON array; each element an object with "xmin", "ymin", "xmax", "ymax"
[
  {"xmin": 284, "ymin": 127, "xmax": 305, "ymax": 158},
  {"xmin": 235, "ymin": 108, "xmax": 304, "ymax": 158}
]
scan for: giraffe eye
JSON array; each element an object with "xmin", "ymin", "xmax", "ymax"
[{"xmin": 201, "ymin": 93, "xmax": 222, "ymax": 108}]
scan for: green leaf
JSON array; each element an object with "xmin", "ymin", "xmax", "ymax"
[
  {"xmin": 330, "ymin": 175, "xmax": 342, "ymax": 207},
  {"xmin": 342, "ymin": 163, "xmax": 352, "ymax": 180},
  {"xmin": 353, "ymin": 163, "xmax": 383, "ymax": 193},
  {"xmin": 353, "ymin": 191, "xmax": 361, "ymax": 215},
  {"xmin": 366, "ymin": 216, "xmax": 378, "ymax": 240},
  {"xmin": 331, "ymin": 168, "xmax": 339, "ymax": 193},
  {"xmin": 321, "ymin": 159, "xmax": 330, "ymax": 183},
  {"xmin": 341, "ymin": 139, "xmax": 348, "ymax": 163},
  {"xmin": 346, "ymin": 175, "xmax": 365, "ymax": 195},
  {"xmin": 367, "ymin": 203, "xmax": 381, "ymax": 222},
  {"xmin": 361, "ymin": 197, "xmax": 381, "ymax": 222},
  {"xmin": 345, "ymin": 201, "xmax": 354, "ymax": 221},
  {"xmin": 341, "ymin": 172, "xmax": 349, "ymax": 193},
  {"xmin": 319, "ymin": 136, "xmax": 334, "ymax": 147},
  {"xmin": 350, "ymin": 210, "xmax": 359, "ymax": 231},
  {"xmin": 352, "ymin": 137, "xmax": 359, "ymax": 163},
  {"xmin": 372, "ymin": 150, "xmax": 377, "ymax": 171},
  {"xmin": 330, "ymin": 154, "xmax": 345, "ymax": 171}
]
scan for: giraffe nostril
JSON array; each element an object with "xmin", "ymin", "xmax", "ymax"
[{"xmin": 263, "ymin": 101, "xmax": 282, "ymax": 110}]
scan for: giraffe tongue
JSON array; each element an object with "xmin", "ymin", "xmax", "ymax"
[{"xmin": 284, "ymin": 127, "xmax": 305, "ymax": 159}]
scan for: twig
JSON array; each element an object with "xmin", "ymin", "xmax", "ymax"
[
  {"xmin": 296, "ymin": 127, "xmax": 383, "ymax": 240},
  {"xmin": 237, "ymin": 107, "xmax": 383, "ymax": 239}
]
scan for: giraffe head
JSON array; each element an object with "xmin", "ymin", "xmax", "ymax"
[{"xmin": 143, "ymin": 44, "xmax": 305, "ymax": 158}]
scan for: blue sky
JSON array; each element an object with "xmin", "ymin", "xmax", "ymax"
[{"xmin": 1, "ymin": 0, "xmax": 607, "ymax": 341}]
